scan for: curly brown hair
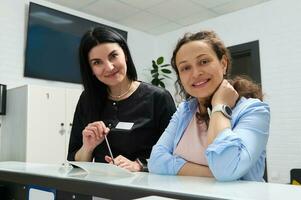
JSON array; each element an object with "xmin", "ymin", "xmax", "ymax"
[{"xmin": 171, "ymin": 30, "xmax": 263, "ymax": 102}]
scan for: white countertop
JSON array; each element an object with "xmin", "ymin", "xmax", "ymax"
[{"xmin": 0, "ymin": 161, "xmax": 300, "ymax": 200}]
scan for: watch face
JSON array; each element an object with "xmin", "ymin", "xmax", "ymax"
[{"xmin": 225, "ymin": 106, "xmax": 232, "ymax": 116}]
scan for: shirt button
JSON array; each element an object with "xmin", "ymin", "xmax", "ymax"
[{"xmin": 113, "ymin": 102, "xmax": 116, "ymax": 106}]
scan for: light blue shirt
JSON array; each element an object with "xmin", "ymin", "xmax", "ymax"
[{"xmin": 149, "ymin": 97, "xmax": 270, "ymax": 181}]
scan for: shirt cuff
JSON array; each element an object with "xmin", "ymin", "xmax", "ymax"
[{"xmin": 173, "ymin": 155, "xmax": 187, "ymax": 174}]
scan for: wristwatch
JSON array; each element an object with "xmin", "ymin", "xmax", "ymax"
[
  {"xmin": 211, "ymin": 104, "xmax": 232, "ymax": 119},
  {"xmin": 136, "ymin": 158, "xmax": 148, "ymax": 172}
]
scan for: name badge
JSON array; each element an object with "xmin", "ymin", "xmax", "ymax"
[{"xmin": 115, "ymin": 122, "xmax": 134, "ymax": 130}]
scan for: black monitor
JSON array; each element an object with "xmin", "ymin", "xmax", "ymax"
[
  {"xmin": 24, "ymin": 2, "xmax": 127, "ymax": 84},
  {"xmin": 0, "ymin": 84, "xmax": 6, "ymax": 115}
]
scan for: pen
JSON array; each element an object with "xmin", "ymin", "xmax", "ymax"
[{"xmin": 104, "ymin": 135, "xmax": 115, "ymax": 165}]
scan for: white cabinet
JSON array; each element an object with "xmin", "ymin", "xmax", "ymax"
[
  {"xmin": 0, "ymin": 85, "xmax": 82, "ymax": 164},
  {"xmin": 65, "ymin": 88, "xmax": 83, "ymax": 159}
]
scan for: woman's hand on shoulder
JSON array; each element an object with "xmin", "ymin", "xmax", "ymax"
[
  {"xmin": 212, "ymin": 79, "xmax": 239, "ymax": 108},
  {"xmin": 105, "ymin": 155, "xmax": 142, "ymax": 172},
  {"xmin": 82, "ymin": 121, "xmax": 110, "ymax": 152}
]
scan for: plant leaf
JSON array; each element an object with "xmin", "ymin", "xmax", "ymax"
[
  {"xmin": 158, "ymin": 81, "xmax": 165, "ymax": 88},
  {"xmin": 161, "ymin": 69, "xmax": 172, "ymax": 74},
  {"xmin": 151, "ymin": 69, "xmax": 157, "ymax": 74},
  {"xmin": 152, "ymin": 63, "xmax": 158, "ymax": 70},
  {"xmin": 151, "ymin": 79, "xmax": 158, "ymax": 86},
  {"xmin": 160, "ymin": 64, "xmax": 171, "ymax": 68},
  {"xmin": 156, "ymin": 57, "xmax": 164, "ymax": 65},
  {"xmin": 152, "ymin": 72, "xmax": 159, "ymax": 78},
  {"xmin": 152, "ymin": 60, "xmax": 158, "ymax": 70}
]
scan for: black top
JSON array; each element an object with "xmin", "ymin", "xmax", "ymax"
[{"xmin": 67, "ymin": 82, "xmax": 176, "ymax": 162}]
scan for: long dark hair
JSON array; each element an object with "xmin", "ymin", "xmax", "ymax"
[
  {"xmin": 171, "ymin": 30, "xmax": 263, "ymax": 122},
  {"xmin": 79, "ymin": 27, "xmax": 137, "ymax": 122}
]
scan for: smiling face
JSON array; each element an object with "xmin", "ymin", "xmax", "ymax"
[
  {"xmin": 175, "ymin": 40, "xmax": 227, "ymax": 101},
  {"xmin": 88, "ymin": 42, "xmax": 128, "ymax": 87}
]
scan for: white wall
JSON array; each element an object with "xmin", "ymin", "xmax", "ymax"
[
  {"xmin": 157, "ymin": 0, "xmax": 301, "ymax": 183},
  {"xmin": 0, "ymin": 0, "xmax": 156, "ymax": 90}
]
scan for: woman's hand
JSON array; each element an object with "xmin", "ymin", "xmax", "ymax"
[
  {"xmin": 105, "ymin": 155, "xmax": 142, "ymax": 172},
  {"xmin": 82, "ymin": 121, "xmax": 110, "ymax": 153},
  {"xmin": 211, "ymin": 79, "xmax": 239, "ymax": 108}
]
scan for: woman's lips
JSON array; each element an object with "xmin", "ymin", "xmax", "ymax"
[
  {"xmin": 192, "ymin": 79, "xmax": 209, "ymax": 87},
  {"xmin": 105, "ymin": 70, "xmax": 119, "ymax": 78}
]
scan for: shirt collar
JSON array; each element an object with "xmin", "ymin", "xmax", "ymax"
[{"xmin": 183, "ymin": 98, "xmax": 198, "ymax": 112}]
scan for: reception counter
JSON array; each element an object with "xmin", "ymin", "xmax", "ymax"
[{"xmin": 0, "ymin": 161, "xmax": 300, "ymax": 200}]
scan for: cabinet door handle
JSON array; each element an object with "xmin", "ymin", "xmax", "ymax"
[{"xmin": 59, "ymin": 123, "xmax": 66, "ymax": 135}]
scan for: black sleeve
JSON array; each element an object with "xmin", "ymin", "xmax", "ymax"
[
  {"xmin": 155, "ymin": 89, "xmax": 176, "ymax": 139},
  {"xmin": 140, "ymin": 88, "xmax": 175, "ymax": 171},
  {"xmin": 67, "ymin": 92, "xmax": 86, "ymax": 161}
]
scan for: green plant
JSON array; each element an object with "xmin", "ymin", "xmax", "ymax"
[{"xmin": 150, "ymin": 56, "xmax": 172, "ymax": 88}]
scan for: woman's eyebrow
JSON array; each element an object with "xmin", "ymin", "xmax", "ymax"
[
  {"xmin": 89, "ymin": 58, "xmax": 101, "ymax": 64},
  {"xmin": 196, "ymin": 54, "xmax": 207, "ymax": 59},
  {"xmin": 108, "ymin": 49, "xmax": 118, "ymax": 57}
]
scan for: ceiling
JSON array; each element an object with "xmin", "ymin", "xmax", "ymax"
[{"xmin": 45, "ymin": 0, "xmax": 270, "ymax": 35}]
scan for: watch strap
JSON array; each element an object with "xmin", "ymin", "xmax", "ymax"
[{"xmin": 210, "ymin": 104, "xmax": 232, "ymax": 119}]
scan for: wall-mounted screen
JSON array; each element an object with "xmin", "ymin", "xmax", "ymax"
[
  {"xmin": 25, "ymin": 2, "xmax": 127, "ymax": 84},
  {"xmin": 0, "ymin": 84, "xmax": 7, "ymax": 115}
]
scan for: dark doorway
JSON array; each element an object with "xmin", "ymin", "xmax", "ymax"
[{"xmin": 228, "ymin": 40, "xmax": 261, "ymax": 84}]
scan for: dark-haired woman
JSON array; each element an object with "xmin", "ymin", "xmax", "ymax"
[
  {"xmin": 149, "ymin": 30, "xmax": 270, "ymax": 181},
  {"xmin": 67, "ymin": 27, "xmax": 176, "ymax": 172}
]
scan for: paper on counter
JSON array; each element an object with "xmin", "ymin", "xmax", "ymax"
[{"xmin": 69, "ymin": 161, "xmax": 133, "ymax": 177}]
